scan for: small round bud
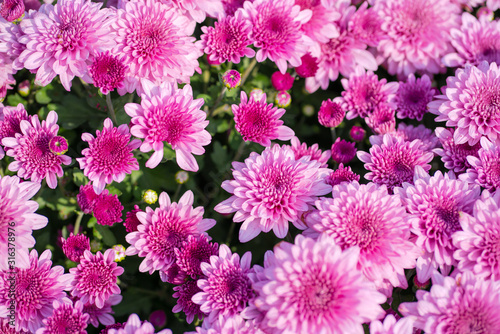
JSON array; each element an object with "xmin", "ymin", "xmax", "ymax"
[
  {"xmin": 90, "ymin": 240, "xmax": 103, "ymax": 252},
  {"xmin": 302, "ymin": 104, "xmax": 315, "ymax": 117},
  {"xmin": 49, "ymin": 136, "xmax": 69, "ymax": 155},
  {"xmin": 275, "ymin": 91, "xmax": 291, "ymax": 108},
  {"xmin": 349, "ymin": 126, "xmax": 366, "ymax": 142},
  {"xmin": 250, "ymin": 88, "xmax": 265, "ymax": 101},
  {"xmin": 142, "ymin": 189, "xmax": 158, "ymax": 204},
  {"xmin": 112, "ymin": 244, "xmax": 126, "ymax": 262},
  {"xmin": 175, "ymin": 170, "xmax": 189, "ymax": 184},
  {"xmin": 221, "ymin": 69, "xmax": 241, "ymax": 89},
  {"xmin": 318, "ymin": 99, "xmax": 345, "ymax": 128},
  {"xmin": 18, "ymin": 80, "xmax": 30, "ymax": 97}
]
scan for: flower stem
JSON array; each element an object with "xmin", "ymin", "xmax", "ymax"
[
  {"xmin": 207, "ymin": 86, "xmax": 227, "ymax": 118},
  {"xmin": 224, "ymin": 222, "xmax": 236, "ymax": 246},
  {"xmin": 233, "ymin": 140, "xmax": 247, "ymax": 162},
  {"xmin": 330, "ymin": 127, "xmax": 337, "ymax": 143},
  {"xmin": 106, "ymin": 94, "xmax": 118, "ymax": 125},
  {"xmin": 240, "ymin": 58, "xmax": 258, "ymax": 86},
  {"xmin": 74, "ymin": 211, "xmax": 84, "ymax": 236}
]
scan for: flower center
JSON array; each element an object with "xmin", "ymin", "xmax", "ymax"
[{"xmin": 294, "ymin": 267, "xmax": 336, "ymax": 316}]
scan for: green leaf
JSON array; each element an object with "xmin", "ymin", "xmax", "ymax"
[
  {"xmin": 72, "ymin": 168, "xmax": 87, "ymax": 187},
  {"xmin": 94, "ymin": 224, "xmax": 117, "ymax": 246},
  {"xmin": 210, "ymin": 141, "xmax": 229, "ymax": 171},
  {"xmin": 57, "ymin": 95, "xmax": 104, "ymax": 129},
  {"xmin": 6, "ymin": 93, "xmax": 26, "ymax": 108},
  {"xmin": 35, "ymin": 86, "xmax": 53, "ymax": 104}
]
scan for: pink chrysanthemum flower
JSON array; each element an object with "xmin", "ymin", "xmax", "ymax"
[
  {"xmin": 77, "ymin": 184, "xmax": 98, "ymax": 214},
  {"xmin": 168, "ymin": 0, "xmax": 223, "ymax": 24},
  {"xmin": 77, "ymin": 118, "xmax": 140, "ymax": 195},
  {"xmin": 69, "ymin": 249, "xmax": 124, "ymax": 309},
  {"xmin": 400, "ymin": 271, "xmax": 500, "ymax": 333},
  {"xmin": 0, "ymin": 318, "xmax": 28, "ymax": 334},
  {"xmin": 89, "ymin": 51, "xmax": 127, "ymax": 95},
  {"xmin": 295, "ymin": 0, "xmax": 340, "ymax": 45},
  {"xmin": 348, "ymin": 2, "xmax": 385, "ymax": 47},
  {"xmin": 350, "ymin": 125, "xmax": 366, "ymax": 142},
  {"xmin": 270, "ymin": 71, "xmax": 294, "ymax": 91},
  {"xmin": 35, "ymin": 300, "xmax": 90, "ymax": 334},
  {"xmin": 242, "ymin": 0, "xmax": 312, "ymax": 74},
  {"xmin": 0, "ymin": 103, "xmax": 29, "ymax": 144},
  {"xmin": 126, "ymin": 191, "xmax": 216, "ymax": 274},
  {"xmin": 342, "ymin": 67, "xmax": 399, "ymax": 120},
  {"xmin": 93, "ymin": 190, "xmax": 123, "ymax": 226},
  {"xmin": 215, "ymin": 144, "xmax": 332, "ymax": 242},
  {"xmin": 295, "ymin": 53, "xmax": 318, "ymax": 78},
  {"xmin": 111, "ymin": 0, "xmax": 201, "ymax": 95},
  {"xmin": 395, "ymin": 74, "xmax": 435, "ymax": 121},
  {"xmin": 443, "ymin": 12, "xmax": 500, "ymax": 68},
  {"xmin": 17, "ymin": 0, "xmax": 114, "ymax": 90},
  {"xmin": 331, "ymin": 138, "xmax": 356, "ymax": 165},
  {"xmin": 221, "ymin": 0, "xmax": 245, "ymax": 16},
  {"xmin": 374, "ymin": 0, "xmax": 460, "ymax": 77},
  {"xmin": 0, "ymin": 15, "xmax": 25, "ymax": 70},
  {"xmin": 124, "ymin": 81, "xmax": 211, "ymax": 171},
  {"xmin": 62, "ymin": 233, "xmax": 90, "ymax": 263},
  {"xmin": 175, "ymin": 234, "xmax": 219, "ymax": 279},
  {"xmin": 394, "ymin": 166, "xmax": 480, "ymax": 283},
  {"xmin": 191, "ymin": 314, "xmax": 262, "ymax": 334},
  {"xmin": 101, "ymin": 323, "xmax": 125, "ymax": 334},
  {"xmin": 325, "ymin": 163, "xmax": 360, "ymax": 186},
  {"xmin": 83, "ymin": 294, "xmax": 122, "ymax": 328},
  {"xmin": 0, "ymin": 175, "xmax": 46, "ymax": 271},
  {"xmin": 429, "ymin": 61, "xmax": 500, "ymax": 146},
  {"xmin": 357, "ymin": 134, "xmax": 434, "ymax": 192},
  {"xmin": 232, "ymin": 91, "xmax": 294, "ymax": 146},
  {"xmin": 289, "ymin": 136, "xmax": 331, "ymax": 168},
  {"xmin": 253, "ymin": 235, "xmax": 386, "ymax": 333},
  {"xmin": 192, "ymin": 244, "xmax": 254, "ymax": 323},
  {"xmin": 434, "ymin": 127, "xmax": 481, "ymax": 174},
  {"xmin": 0, "ymin": 249, "xmax": 73, "ymax": 333},
  {"xmin": 2, "ymin": 110, "xmax": 71, "ymax": 189},
  {"xmin": 369, "ymin": 314, "xmax": 415, "ymax": 334},
  {"xmin": 160, "ymin": 263, "xmax": 188, "ymax": 285},
  {"xmin": 372, "ymin": 123, "xmax": 440, "ymax": 153},
  {"xmin": 172, "ymin": 280, "xmax": 206, "ymax": 324},
  {"xmin": 221, "ymin": 69, "xmax": 241, "ymax": 89},
  {"xmin": 318, "ymin": 97, "xmax": 345, "ymax": 128},
  {"xmin": 306, "ymin": 182, "xmax": 418, "ymax": 292},
  {"xmin": 108, "ymin": 314, "xmax": 172, "ymax": 334},
  {"xmin": 365, "ymin": 104, "xmax": 397, "ymax": 135},
  {"xmin": 0, "ymin": 0, "xmax": 24, "ymax": 22},
  {"xmin": 197, "ymin": 11, "xmax": 254, "ymax": 64},
  {"xmin": 460, "ymin": 137, "xmax": 500, "ymax": 191},
  {"xmin": 124, "ymin": 204, "xmax": 141, "ymax": 233}
]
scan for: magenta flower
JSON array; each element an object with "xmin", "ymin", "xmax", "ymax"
[
  {"xmin": 331, "ymin": 138, "xmax": 356, "ymax": 165},
  {"xmin": 350, "ymin": 125, "xmax": 366, "ymax": 142},
  {"xmin": 348, "ymin": 2, "xmax": 385, "ymax": 47},
  {"xmin": 295, "ymin": 53, "xmax": 318, "ymax": 78},
  {"xmin": 460, "ymin": 137, "xmax": 500, "ymax": 191},
  {"xmin": 192, "ymin": 244, "xmax": 253, "ymax": 323},
  {"xmin": 175, "ymin": 234, "xmax": 219, "ymax": 279},
  {"xmin": 35, "ymin": 300, "xmax": 90, "ymax": 334},
  {"xmin": 371, "ymin": 123, "xmax": 440, "ymax": 153},
  {"xmin": 434, "ymin": 127, "xmax": 480, "ymax": 174},
  {"xmin": 295, "ymin": 0, "xmax": 340, "ymax": 44},
  {"xmin": 242, "ymin": 0, "xmax": 312, "ymax": 73},
  {"xmin": 274, "ymin": 91, "xmax": 291, "ymax": 108},
  {"xmin": 62, "ymin": 233, "xmax": 90, "ymax": 263},
  {"xmin": 325, "ymin": 163, "xmax": 360, "ymax": 187},
  {"xmin": 318, "ymin": 98, "xmax": 345, "ymax": 128},
  {"xmin": 365, "ymin": 104, "xmax": 397, "ymax": 135},
  {"xmin": 289, "ymin": 136, "xmax": 331, "ymax": 168},
  {"xmin": 270, "ymin": 71, "xmax": 294, "ymax": 91},
  {"xmin": 306, "ymin": 182, "xmax": 418, "ymax": 292},
  {"xmin": 93, "ymin": 190, "xmax": 123, "ymax": 226},
  {"xmin": 124, "ymin": 81, "xmax": 211, "ymax": 171},
  {"xmin": 253, "ymin": 235, "xmax": 386, "ymax": 333},
  {"xmin": 0, "ymin": 0, "xmax": 24, "ymax": 22},
  {"xmin": 0, "ymin": 249, "xmax": 73, "ymax": 333},
  {"xmin": 77, "ymin": 184, "xmax": 98, "ymax": 214},
  {"xmin": 197, "ymin": 11, "xmax": 254, "ymax": 64},
  {"xmin": 215, "ymin": 144, "xmax": 331, "ymax": 242},
  {"xmin": 0, "ymin": 175, "xmax": 46, "ymax": 271},
  {"xmin": 17, "ymin": 0, "xmax": 114, "ymax": 90},
  {"xmin": 369, "ymin": 314, "xmax": 415, "ymax": 334},
  {"xmin": 2, "ymin": 110, "xmax": 71, "ymax": 189},
  {"xmin": 374, "ymin": 0, "xmax": 460, "ymax": 76},
  {"xmin": 69, "ymin": 249, "xmax": 124, "ymax": 309},
  {"xmin": 221, "ymin": 0, "xmax": 245, "ymax": 16},
  {"xmin": 191, "ymin": 314, "xmax": 262, "ymax": 334},
  {"xmin": 232, "ymin": 91, "xmax": 294, "ymax": 146},
  {"xmin": 395, "ymin": 74, "xmax": 435, "ymax": 121},
  {"xmin": 77, "ymin": 118, "xmax": 140, "ymax": 195},
  {"xmin": 125, "ymin": 191, "xmax": 216, "ymax": 274},
  {"xmin": 221, "ymin": 69, "xmax": 241, "ymax": 89},
  {"xmin": 394, "ymin": 166, "xmax": 480, "ymax": 283},
  {"xmin": 429, "ymin": 61, "xmax": 500, "ymax": 146},
  {"xmin": 400, "ymin": 271, "xmax": 500, "ymax": 333},
  {"xmin": 48, "ymin": 135, "xmax": 68, "ymax": 155},
  {"xmin": 357, "ymin": 134, "xmax": 434, "ymax": 192},
  {"xmin": 0, "ymin": 103, "xmax": 29, "ymax": 145},
  {"xmin": 111, "ymin": 0, "xmax": 201, "ymax": 95},
  {"xmin": 124, "ymin": 204, "xmax": 141, "ymax": 233},
  {"xmin": 89, "ymin": 51, "xmax": 127, "ymax": 95},
  {"xmin": 172, "ymin": 280, "xmax": 206, "ymax": 324},
  {"xmin": 82, "ymin": 294, "xmax": 122, "ymax": 328}
]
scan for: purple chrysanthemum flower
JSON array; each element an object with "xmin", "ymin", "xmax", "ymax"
[
  {"xmin": 434, "ymin": 127, "xmax": 480, "ymax": 174},
  {"xmin": 124, "ymin": 204, "xmax": 141, "ymax": 233},
  {"xmin": 374, "ymin": 0, "xmax": 460, "ymax": 77},
  {"xmin": 93, "ymin": 190, "xmax": 123, "ymax": 226},
  {"xmin": 2, "ymin": 110, "xmax": 71, "ymax": 189},
  {"xmin": 0, "ymin": 175, "xmax": 46, "ymax": 271},
  {"xmin": 400, "ymin": 271, "xmax": 500, "ymax": 333},
  {"xmin": 83, "ymin": 294, "xmax": 122, "ymax": 328},
  {"xmin": 89, "ymin": 51, "xmax": 127, "ymax": 95},
  {"xmin": 0, "ymin": 0, "xmax": 24, "ymax": 22},
  {"xmin": 394, "ymin": 166, "xmax": 480, "ymax": 283},
  {"xmin": 232, "ymin": 91, "xmax": 294, "ymax": 146},
  {"xmin": 443, "ymin": 12, "xmax": 500, "ymax": 67},
  {"xmin": 124, "ymin": 81, "xmax": 211, "ymax": 171},
  {"xmin": 77, "ymin": 118, "xmax": 140, "ymax": 195},
  {"xmin": 325, "ymin": 163, "xmax": 360, "ymax": 187},
  {"xmin": 460, "ymin": 137, "xmax": 500, "ymax": 191},
  {"xmin": 192, "ymin": 244, "xmax": 253, "ymax": 323},
  {"xmin": 197, "ymin": 11, "xmax": 254, "ymax": 64},
  {"xmin": 350, "ymin": 125, "xmax": 366, "ymax": 142},
  {"xmin": 0, "ymin": 318, "xmax": 28, "ymax": 334},
  {"xmin": 395, "ymin": 74, "xmax": 435, "ymax": 121},
  {"xmin": 306, "ymin": 182, "xmax": 418, "ymax": 292},
  {"xmin": 331, "ymin": 138, "xmax": 356, "ymax": 165},
  {"xmin": 100, "ymin": 323, "xmax": 125, "ymax": 334},
  {"xmin": 69, "ymin": 249, "xmax": 124, "ymax": 309},
  {"xmin": 221, "ymin": 69, "xmax": 241, "ymax": 89},
  {"xmin": 318, "ymin": 98, "xmax": 345, "ymax": 128},
  {"xmin": 172, "ymin": 280, "xmax": 206, "ymax": 324},
  {"xmin": 17, "ymin": 0, "xmax": 114, "ymax": 90},
  {"xmin": 0, "ymin": 249, "xmax": 73, "ymax": 333},
  {"xmin": 342, "ymin": 67, "xmax": 399, "ymax": 120},
  {"xmin": 369, "ymin": 314, "xmax": 415, "ymax": 334},
  {"xmin": 357, "ymin": 134, "xmax": 434, "ymax": 192},
  {"xmin": 253, "ymin": 234, "xmax": 386, "ymax": 333},
  {"xmin": 110, "ymin": 0, "xmax": 201, "ymax": 95},
  {"xmin": 175, "ymin": 234, "xmax": 219, "ymax": 279},
  {"xmin": 372, "ymin": 123, "xmax": 440, "ymax": 153},
  {"xmin": 126, "ymin": 191, "xmax": 216, "ymax": 274},
  {"xmin": 77, "ymin": 184, "xmax": 98, "ymax": 214},
  {"xmin": 221, "ymin": 0, "xmax": 245, "ymax": 16},
  {"xmin": 289, "ymin": 136, "xmax": 331, "ymax": 168},
  {"xmin": 295, "ymin": 53, "xmax": 318, "ymax": 78},
  {"xmin": 48, "ymin": 135, "xmax": 68, "ymax": 155},
  {"xmin": 62, "ymin": 233, "xmax": 90, "ymax": 263},
  {"xmin": 215, "ymin": 144, "xmax": 331, "ymax": 242},
  {"xmin": 35, "ymin": 300, "xmax": 89, "ymax": 334},
  {"xmin": 160, "ymin": 263, "xmax": 188, "ymax": 285},
  {"xmin": 242, "ymin": 0, "xmax": 312, "ymax": 74},
  {"xmin": 429, "ymin": 61, "xmax": 500, "ymax": 146}
]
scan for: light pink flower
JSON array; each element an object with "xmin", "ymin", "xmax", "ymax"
[
  {"xmin": 295, "ymin": 0, "xmax": 340, "ymax": 44},
  {"xmin": 369, "ymin": 314, "xmax": 415, "ymax": 334},
  {"xmin": 434, "ymin": 127, "xmax": 481, "ymax": 174},
  {"xmin": 82, "ymin": 294, "xmax": 122, "ymax": 328},
  {"xmin": 108, "ymin": 313, "xmax": 172, "ymax": 334},
  {"xmin": 168, "ymin": 0, "xmax": 223, "ymax": 23},
  {"xmin": 325, "ymin": 163, "xmax": 360, "ymax": 187},
  {"xmin": 348, "ymin": 2, "xmax": 386, "ymax": 47},
  {"xmin": 289, "ymin": 136, "xmax": 331, "ymax": 168},
  {"xmin": 317, "ymin": 97, "xmax": 345, "ymax": 128},
  {"xmin": 460, "ymin": 137, "xmax": 500, "ymax": 191},
  {"xmin": 35, "ymin": 300, "xmax": 89, "ymax": 334},
  {"xmin": 124, "ymin": 81, "xmax": 211, "ymax": 171},
  {"xmin": 371, "ymin": 123, "xmax": 440, "ymax": 153},
  {"xmin": 89, "ymin": 51, "xmax": 127, "ymax": 95}
]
